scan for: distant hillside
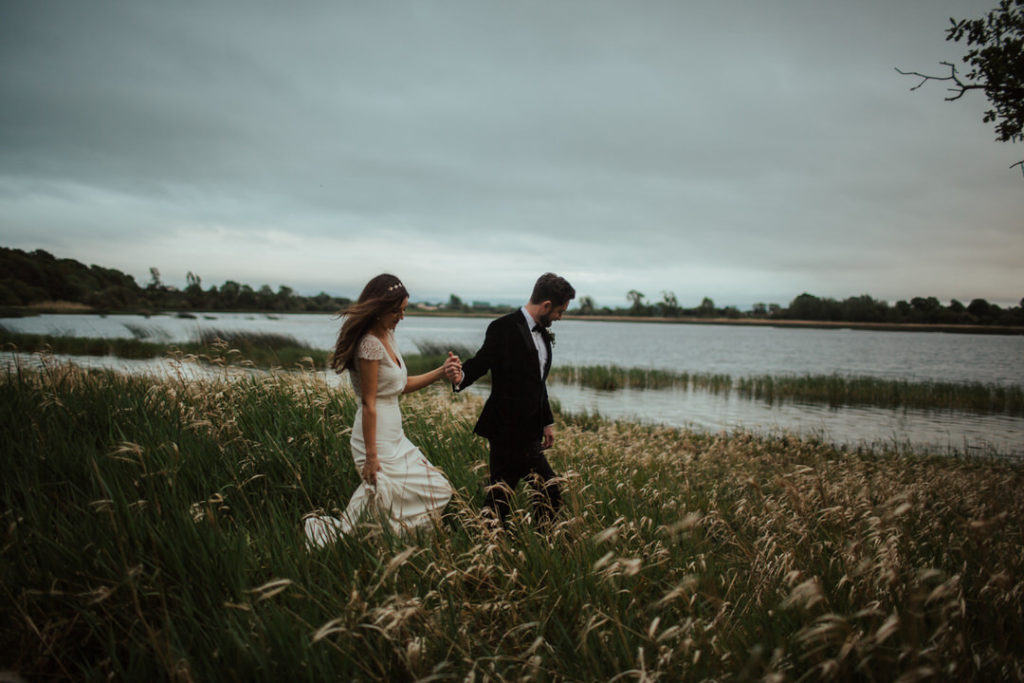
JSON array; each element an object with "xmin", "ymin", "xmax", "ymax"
[{"xmin": 0, "ymin": 246, "xmax": 350, "ymax": 313}]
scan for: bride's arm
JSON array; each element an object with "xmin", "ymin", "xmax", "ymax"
[
  {"xmin": 359, "ymin": 358, "xmax": 382, "ymax": 485},
  {"xmin": 403, "ymin": 352, "xmax": 460, "ymax": 394}
]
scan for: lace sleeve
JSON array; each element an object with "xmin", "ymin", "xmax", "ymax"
[{"xmin": 356, "ymin": 335, "xmax": 386, "ymax": 361}]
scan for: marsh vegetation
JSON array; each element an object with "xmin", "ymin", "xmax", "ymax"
[
  {"xmin": 3, "ymin": 329, "xmax": 1021, "ymax": 418},
  {"xmin": 0, "ymin": 327, "xmax": 324, "ymax": 370},
  {"xmin": 550, "ymin": 365, "xmax": 1024, "ymax": 416},
  {"xmin": 3, "ymin": 359, "xmax": 1023, "ymax": 680}
]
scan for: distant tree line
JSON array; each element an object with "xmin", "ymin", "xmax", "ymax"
[
  {"xmin": 2, "ymin": 247, "xmax": 1021, "ymax": 326},
  {"xmin": 777, "ymin": 293, "xmax": 1024, "ymax": 327},
  {"xmin": 433, "ymin": 293, "xmax": 516, "ymax": 315},
  {"xmin": 0, "ymin": 247, "xmax": 351, "ymax": 313},
  {"xmin": 567, "ymin": 289, "xmax": 1024, "ymax": 327}
]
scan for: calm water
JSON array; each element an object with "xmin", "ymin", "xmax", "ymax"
[{"xmin": 4, "ymin": 312, "xmax": 1023, "ymax": 457}]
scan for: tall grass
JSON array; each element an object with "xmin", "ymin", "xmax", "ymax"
[
  {"xmin": 0, "ymin": 329, "xmax": 328, "ymax": 370},
  {"xmin": 406, "ymin": 340, "xmax": 478, "ymax": 377},
  {"xmin": 1, "ymin": 329, "xmax": 175, "ymax": 361},
  {"xmin": 412, "ymin": 340, "xmax": 476, "ymax": 359},
  {"xmin": 123, "ymin": 323, "xmax": 172, "ymax": 342},
  {"xmin": 549, "ymin": 365, "xmax": 732, "ymax": 392},
  {"xmin": 3, "ymin": 359, "xmax": 1023, "ymax": 680},
  {"xmin": 0, "ymin": 330, "xmax": 471, "ymax": 380},
  {"xmin": 195, "ymin": 328, "xmax": 311, "ymax": 351}
]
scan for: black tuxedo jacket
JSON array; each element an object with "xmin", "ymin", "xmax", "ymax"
[{"xmin": 457, "ymin": 311, "xmax": 553, "ymax": 444}]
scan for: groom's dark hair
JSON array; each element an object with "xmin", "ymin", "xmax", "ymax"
[{"xmin": 530, "ymin": 273, "xmax": 575, "ymax": 306}]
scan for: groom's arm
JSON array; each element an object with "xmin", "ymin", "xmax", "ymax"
[
  {"xmin": 455, "ymin": 318, "xmax": 503, "ymax": 391},
  {"xmin": 540, "ymin": 384, "xmax": 555, "ymax": 448},
  {"xmin": 541, "ymin": 385, "xmax": 553, "ymax": 427}
]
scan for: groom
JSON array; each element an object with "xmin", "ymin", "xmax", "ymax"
[{"xmin": 447, "ymin": 273, "xmax": 575, "ymax": 525}]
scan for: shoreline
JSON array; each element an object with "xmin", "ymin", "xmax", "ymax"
[
  {"xmin": 4, "ymin": 305, "xmax": 1023, "ymax": 336},
  {"xmin": 561, "ymin": 314, "xmax": 1024, "ymax": 335},
  {"xmin": 407, "ymin": 311, "xmax": 1024, "ymax": 335}
]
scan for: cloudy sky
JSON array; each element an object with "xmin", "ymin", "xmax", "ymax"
[{"xmin": 1, "ymin": 1, "xmax": 1020, "ymax": 309}]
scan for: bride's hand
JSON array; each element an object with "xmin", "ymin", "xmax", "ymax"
[
  {"xmin": 362, "ymin": 456, "xmax": 381, "ymax": 486},
  {"xmin": 443, "ymin": 351, "xmax": 462, "ymax": 382}
]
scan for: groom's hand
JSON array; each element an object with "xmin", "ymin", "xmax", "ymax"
[
  {"xmin": 542, "ymin": 425, "xmax": 555, "ymax": 450},
  {"xmin": 444, "ymin": 351, "xmax": 463, "ymax": 385}
]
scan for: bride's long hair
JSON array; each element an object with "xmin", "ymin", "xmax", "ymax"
[{"xmin": 330, "ymin": 273, "xmax": 408, "ymax": 373}]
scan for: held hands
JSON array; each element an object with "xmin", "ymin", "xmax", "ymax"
[{"xmin": 443, "ymin": 351, "xmax": 463, "ymax": 385}]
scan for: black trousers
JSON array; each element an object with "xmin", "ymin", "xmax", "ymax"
[{"xmin": 483, "ymin": 437, "xmax": 562, "ymax": 525}]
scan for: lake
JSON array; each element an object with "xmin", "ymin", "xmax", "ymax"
[{"xmin": 3, "ymin": 312, "xmax": 1023, "ymax": 457}]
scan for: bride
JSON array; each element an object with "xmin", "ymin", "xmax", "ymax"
[{"xmin": 305, "ymin": 274, "xmax": 460, "ymax": 548}]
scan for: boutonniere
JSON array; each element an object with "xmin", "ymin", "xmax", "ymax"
[{"xmin": 543, "ymin": 328, "xmax": 555, "ymax": 346}]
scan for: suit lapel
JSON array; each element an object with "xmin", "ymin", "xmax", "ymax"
[
  {"xmin": 542, "ymin": 333, "xmax": 552, "ymax": 380},
  {"xmin": 514, "ymin": 312, "xmax": 542, "ymax": 378}
]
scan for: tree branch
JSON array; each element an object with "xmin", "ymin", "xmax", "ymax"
[{"xmin": 895, "ymin": 61, "xmax": 985, "ymax": 102}]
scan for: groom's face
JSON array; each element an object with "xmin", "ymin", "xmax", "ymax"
[{"xmin": 537, "ymin": 300, "xmax": 569, "ymax": 327}]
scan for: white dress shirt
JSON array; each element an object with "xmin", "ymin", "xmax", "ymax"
[{"xmin": 520, "ymin": 306, "xmax": 548, "ymax": 378}]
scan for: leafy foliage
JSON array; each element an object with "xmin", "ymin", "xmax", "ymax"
[
  {"xmin": 898, "ymin": 0, "xmax": 1024, "ymax": 170},
  {"xmin": 948, "ymin": 0, "xmax": 1024, "ymax": 144}
]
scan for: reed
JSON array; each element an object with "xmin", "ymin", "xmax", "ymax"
[
  {"xmin": 1, "ymin": 329, "xmax": 172, "ymax": 360},
  {"xmin": 0, "ymin": 329, "xmax": 330, "ymax": 371},
  {"xmin": 551, "ymin": 365, "xmax": 1024, "ymax": 416},
  {"xmin": 0, "ymin": 330, "xmax": 473, "ymax": 380},
  {"xmin": 736, "ymin": 373, "xmax": 1024, "ymax": 416},
  {"xmin": 122, "ymin": 323, "xmax": 172, "ymax": 342},
  {"xmin": 405, "ymin": 340, "xmax": 478, "ymax": 377},
  {"xmin": 195, "ymin": 328, "xmax": 311, "ymax": 350},
  {"xmin": 412, "ymin": 340, "xmax": 476, "ymax": 359},
  {"xmin": 3, "ymin": 358, "xmax": 1023, "ymax": 680},
  {"xmin": 549, "ymin": 365, "xmax": 732, "ymax": 392}
]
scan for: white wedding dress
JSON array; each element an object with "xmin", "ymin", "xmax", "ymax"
[{"xmin": 304, "ymin": 333, "xmax": 453, "ymax": 548}]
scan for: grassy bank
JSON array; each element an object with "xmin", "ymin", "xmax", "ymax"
[
  {"xmin": 2, "ymin": 360, "xmax": 1023, "ymax": 680},
  {"xmin": 0, "ymin": 327, "xmax": 329, "ymax": 370},
  {"xmin": 0, "ymin": 329, "xmax": 470, "ymax": 378}
]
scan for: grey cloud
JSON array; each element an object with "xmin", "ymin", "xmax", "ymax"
[{"xmin": 0, "ymin": 0, "xmax": 1020, "ymax": 306}]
